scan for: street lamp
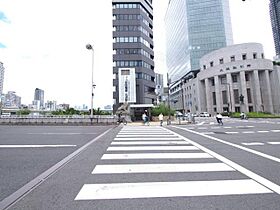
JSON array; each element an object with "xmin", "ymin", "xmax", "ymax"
[
  {"xmin": 86, "ymin": 44, "xmax": 95, "ymax": 124},
  {"xmin": 167, "ymin": 73, "xmax": 171, "ymax": 125}
]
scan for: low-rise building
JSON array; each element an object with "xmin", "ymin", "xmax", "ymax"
[{"xmin": 169, "ymin": 43, "xmax": 280, "ymax": 115}]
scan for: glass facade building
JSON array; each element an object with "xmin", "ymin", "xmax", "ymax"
[
  {"xmin": 270, "ymin": 0, "xmax": 280, "ymax": 56},
  {"xmin": 165, "ymin": 0, "xmax": 233, "ymax": 83},
  {"xmin": 112, "ymin": 0, "xmax": 155, "ymax": 113}
]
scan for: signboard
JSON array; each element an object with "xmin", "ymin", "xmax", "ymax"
[{"xmin": 118, "ymin": 68, "xmax": 136, "ymax": 103}]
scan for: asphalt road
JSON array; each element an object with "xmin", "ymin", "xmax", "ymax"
[{"xmin": 0, "ymin": 119, "xmax": 280, "ymax": 210}]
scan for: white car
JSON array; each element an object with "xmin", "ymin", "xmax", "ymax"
[{"xmin": 199, "ymin": 112, "xmax": 210, "ymax": 117}]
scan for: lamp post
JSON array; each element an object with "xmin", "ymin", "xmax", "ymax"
[
  {"xmin": 86, "ymin": 44, "xmax": 95, "ymax": 124},
  {"xmin": 167, "ymin": 73, "xmax": 171, "ymax": 125}
]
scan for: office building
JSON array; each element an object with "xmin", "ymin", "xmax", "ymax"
[
  {"xmin": 269, "ymin": 0, "xmax": 280, "ymax": 56},
  {"xmin": 165, "ymin": 0, "xmax": 233, "ymax": 83},
  {"xmin": 2, "ymin": 91, "xmax": 21, "ymax": 108},
  {"xmin": 112, "ymin": 0, "xmax": 156, "ymax": 113},
  {"xmin": 0, "ymin": 62, "xmax": 4, "ymax": 96},
  {"xmin": 34, "ymin": 88, "xmax": 44, "ymax": 109},
  {"xmin": 197, "ymin": 43, "xmax": 280, "ymax": 114}
]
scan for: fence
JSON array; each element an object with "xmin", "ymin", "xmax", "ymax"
[{"xmin": 0, "ymin": 115, "xmax": 117, "ymax": 125}]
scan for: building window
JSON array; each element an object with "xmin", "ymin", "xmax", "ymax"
[
  {"xmin": 232, "ymin": 74, "xmax": 238, "ymax": 83},
  {"xmin": 212, "ymin": 92, "xmax": 216, "ymax": 105},
  {"xmin": 230, "ymin": 56, "xmax": 235, "ymax": 62},
  {"xmin": 203, "ymin": 65, "xmax": 206, "ymax": 70},
  {"xmin": 226, "ymin": 67, "xmax": 230, "ymax": 71},
  {"xmin": 261, "ymin": 53, "xmax": 264, "ymax": 59},
  {"xmin": 245, "ymin": 73, "xmax": 250, "ymax": 81},
  {"xmin": 253, "ymin": 53, "xmax": 257, "ymax": 59},
  {"xmin": 210, "ymin": 61, "xmax": 214, "ymax": 67},
  {"xmin": 233, "ymin": 89, "xmax": 240, "ymax": 104},
  {"xmin": 222, "ymin": 91, "xmax": 228, "ymax": 105},
  {"xmin": 247, "ymin": 88, "xmax": 252, "ymax": 103},
  {"xmin": 220, "ymin": 76, "xmax": 226, "ymax": 84},
  {"xmin": 233, "ymin": 66, "xmax": 237, "ymax": 69},
  {"xmin": 219, "ymin": 58, "xmax": 224, "ymax": 64},
  {"xmin": 242, "ymin": 54, "xmax": 247, "ymax": 60},
  {"xmin": 211, "ymin": 78, "xmax": 215, "ymax": 86}
]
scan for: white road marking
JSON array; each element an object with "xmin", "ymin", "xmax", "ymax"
[
  {"xmin": 257, "ymin": 131, "xmax": 270, "ymax": 133},
  {"xmin": 271, "ymin": 130, "xmax": 280, "ymax": 132},
  {"xmin": 197, "ymin": 122, "xmax": 205, "ymax": 125},
  {"xmin": 267, "ymin": 142, "xmax": 280, "ymax": 145},
  {"xmin": 241, "ymin": 143, "xmax": 265, "ymax": 146},
  {"xmin": 172, "ymin": 126, "xmax": 280, "ymax": 194},
  {"xmin": 111, "ymin": 141, "xmax": 190, "ymax": 145},
  {"xmin": 224, "ymin": 127, "xmax": 232, "ymax": 129},
  {"xmin": 101, "ymin": 153, "xmax": 213, "ymax": 160},
  {"xmin": 75, "ymin": 179, "xmax": 271, "ymax": 200},
  {"xmin": 117, "ymin": 134, "xmax": 176, "ymax": 137},
  {"xmin": 107, "ymin": 146, "xmax": 199, "ymax": 151},
  {"xmin": 211, "ymin": 127, "xmax": 221, "ymax": 129},
  {"xmin": 0, "ymin": 145, "xmax": 77, "ymax": 148},
  {"xmin": 201, "ymin": 132, "xmax": 215, "ymax": 135},
  {"xmin": 210, "ymin": 122, "xmax": 215, "ymax": 125},
  {"xmin": 197, "ymin": 127, "xmax": 207, "ymax": 130},
  {"xmin": 225, "ymin": 132, "xmax": 239, "ymax": 134},
  {"xmin": 242, "ymin": 131, "xmax": 255, "ymax": 134},
  {"xmin": 92, "ymin": 163, "xmax": 235, "ymax": 174},
  {"xmin": 28, "ymin": 133, "xmax": 96, "ymax": 135},
  {"xmin": 114, "ymin": 137, "xmax": 182, "ymax": 141}
]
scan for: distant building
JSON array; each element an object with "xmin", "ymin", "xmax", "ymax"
[
  {"xmin": 2, "ymin": 91, "xmax": 21, "ymax": 108},
  {"xmin": 57, "ymin": 103, "xmax": 70, "ymax": 110},
  {"xmin": 0, "ymin": 62, "xmax": 4, "ymax": 97},
  {"xmin": 34, "ymin": 88, "xmax": 44, "ymax": 109},
  {"xmin": 155, "ymin": 73, "xmax": 164, "ymax": 104},
  {"xmin": 165, "ymin": 0, "xmax": 233, "ymax": 83},
  {"xmin": 187, "ymin": 43, "xmax": 280, "ymax": 115},
  {"xmin": 270, "ymin": 0, "xmax": 280, "ymax": 56},
  {"xmin": 112, "ymin": 0, "xmax": 156, "ymax": 113},
  {"xmin": 45, "ymin": 100, "xmax": 57, "ymax": 111}
]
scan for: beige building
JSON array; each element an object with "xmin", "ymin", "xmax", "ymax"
[{"xmin": 169, "ymin": 43, "xmax": 280, "ymax": 115}]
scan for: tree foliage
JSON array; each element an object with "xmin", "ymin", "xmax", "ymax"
[{"xmin": 151, "ymin": 103, "xmax": 175, "ymax": 116}]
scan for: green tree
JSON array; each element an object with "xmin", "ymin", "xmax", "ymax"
[
  {"xmin": 17, "ymin": 109, "xmax": 31, "ymax": 115},
  {"xmin": 151, "ymin": 103, "xmax": 175, "ymax": 116}
]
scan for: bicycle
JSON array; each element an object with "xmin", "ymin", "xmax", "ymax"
[{"xmin": 117, "ymin": 117, "xmax": 127, "ymax": 125}]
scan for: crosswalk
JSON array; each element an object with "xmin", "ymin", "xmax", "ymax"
[{"xmin": 75, "ymin": 126, "xmax": 273, "ymax": 201}]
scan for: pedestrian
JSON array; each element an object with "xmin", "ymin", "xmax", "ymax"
[
  {"xmin": 216, "ymin": 113, "xmax": 223, "ymax": 125},
  {"xmin": 142, "ymin": 112, "xmax": 147, "ymax": 125},
  {"xmin": 159, "ymin": 113, "xmax": 163, "ymax": 126}
]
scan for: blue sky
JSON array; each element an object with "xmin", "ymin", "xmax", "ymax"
[{"xmin": 0, "ymin": 0, "xmax": 275, "ymax": 108}]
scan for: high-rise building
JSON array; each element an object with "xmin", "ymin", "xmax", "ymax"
[
  {"xmin": 165, "ymin": 0, "xmax": 233, "ymax": 83},
  {"xmin": 0, "ymin": 62, "xmax": 4, "ymax": 96},
  {"xmin": 112, "ymin": 0, "xmax": 156, "ymax": 113},
  {"xmin": 269, "ymin": 0, "xmax": 280, "ymax": 56},
  {"xmin": 34, "ymin": 88, "xmax": 44, "ymax": 109}
]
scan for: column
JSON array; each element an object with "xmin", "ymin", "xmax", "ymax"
[
  {"xmin": 214, "ymin": 75, "xmax": 222, "ymax": 113},
  {"xmin": 205, "ymin": 78, "xmax": 212, "ymax": 113},
  {"xmin": 264, "ymin": 70, "xmax": 273, "ymax": 113},
  {"xmin": 226, "ymin": 73, "xmax": 234, "ymax": 112},
  {"xmin": 253, "ymin": 70, "xmax": 262, "ymax": 112},
  {"xmin": 240, "ymin": 71, "xmax": 249, "ymax": 112}
]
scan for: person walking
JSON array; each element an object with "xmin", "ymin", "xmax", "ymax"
[
  {"xmin": 159, "ymin": 113, "xmax": 163, "ymax": 126},
  {"xmin": 216, "ymin": 113, "xmax": 223, "ymax": 125}
]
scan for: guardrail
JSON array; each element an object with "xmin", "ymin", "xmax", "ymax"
[{"xmin": 0, "ymin": 115, "xmax": 117, "ymax": 125}]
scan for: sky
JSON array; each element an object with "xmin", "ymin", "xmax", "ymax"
[{"xmin": 0, "ymin": 0, "xmax": 275, "ymax": 108}]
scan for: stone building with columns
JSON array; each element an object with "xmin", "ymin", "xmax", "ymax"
[{"xmin": 169, "ymin": 43, "xmax": 280, "ymax": 115}]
